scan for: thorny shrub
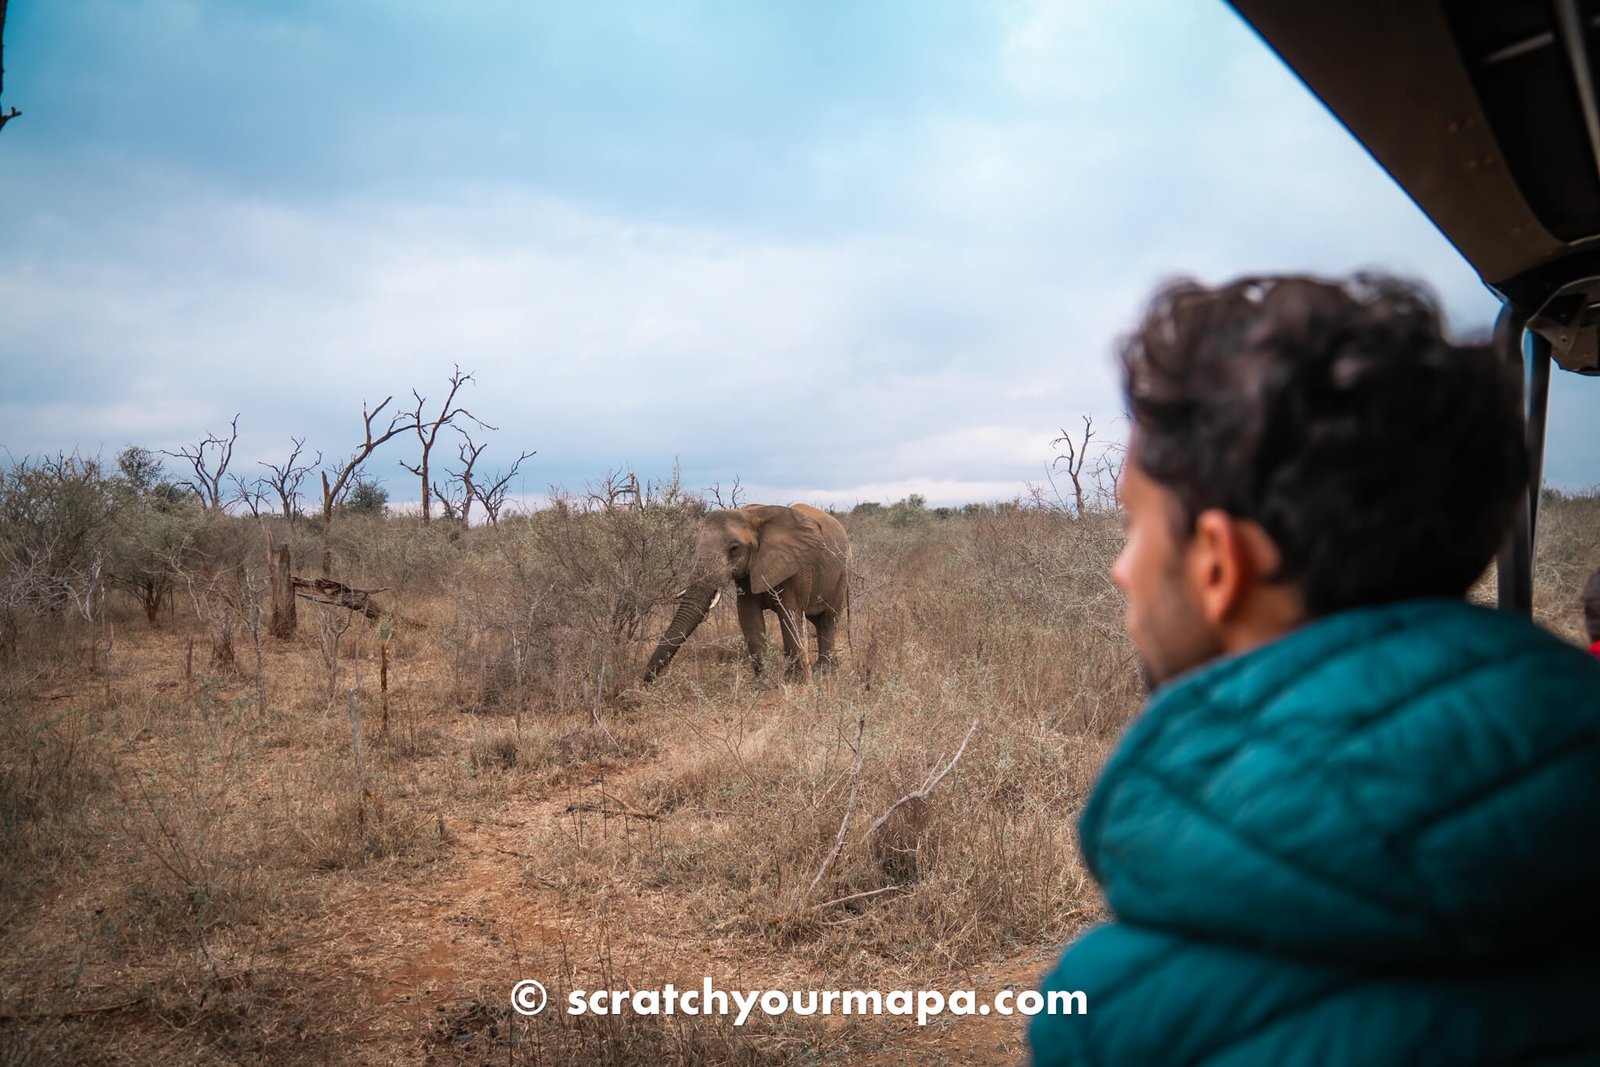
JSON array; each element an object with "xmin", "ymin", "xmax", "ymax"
[{"xmin": 438, "ymin": 472, "xmax": 707, "ymax": 714}]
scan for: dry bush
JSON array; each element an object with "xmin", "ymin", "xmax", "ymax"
[
  {"xmin": 1532, "ymin": 487, "xmax": 1600, "ymax": 640},
  {"xmin": 0, "ymin": 611, "xmax": 96, "ymax": 696},
  {"xmin": 281, "ymin": 780, "xmax": 452, "ymax": 871},
  {"xmin": 465, "ymin": 716, "xmax": 650, "ymax": 780},
  {"xmin": 0, "ymin": 710, "xmax": 107, "ymax": 925},
  {"xmin": 324, "ymin": 512, "xmax": 461, "ymax": 597},
  {"xmin": 0, "ymin": 454, "xmax": 117, "ymax": 614},
  {"xmin": 438, "ymin": 474, "xmax": 706, "ymax": 716}
]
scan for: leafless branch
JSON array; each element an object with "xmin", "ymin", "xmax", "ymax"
[
  {"xmin": 436, "ymin": 433, "xmax": 489, "ymax": 526},
  {"xmin": 0, "ymin": 0, "xmax": 19, "ymax": 135},
  {"xmin": 317, "ymin": 396, "xmax": 420, "ymax": 573},
  {"xmin": 402, "ymin": 365, "xmax": 490, "ymax": 525},
  {"xmin": 475, "ymin": 448, "xmax": 535, "ymax": 524},
  {"xmin": 227, "ymin": 472, "xmax": 267, "ymax": 518},
  {"xmin": 707, "ymin": 476, "xmax": 744, "ymax": 509},
  {"xmin": 810, "ymin": 716, "xmax": 866, "ymax": 894},
  {"xmin": 259, "ymin": 436, "xmax": 319, "ymax": 522},
  {"xmin": 1049, "ymin": 415, "xmax": 1095, "ymax": 518},
  {"xmin": 863, "ymin": 719, "xmax": 979, "ymax": 843},
  {"xmin": 588, "ymin": 469, "xmax": 642, "ymax": 511},
  {"xmin": 163, "ymin": 414, "xmax": 239, "ymax": 511},
  {"xmin": 811, "ymin": 884, "xmax": 903, "ymax": 912}
]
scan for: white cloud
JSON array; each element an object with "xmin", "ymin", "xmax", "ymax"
[
  {"xmin": 2, "ymin": 0, "xmax": 1592, "ymax": 504},
  {"xmin": 748, "ymin": 477, "xmax": 1035, "ymax": 510},
  {"xmin": 0, "ymin": 174, "xmax": 1120, "ymax": 498}
]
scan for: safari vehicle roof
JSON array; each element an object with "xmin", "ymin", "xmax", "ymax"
[
  {"xmin": 1228, "ymin": 0, "xmax": 1600, "ymax": 376},
  {"xmin": 1226, "ymin": 0, "xmax": 1599, "ymax": 614}
]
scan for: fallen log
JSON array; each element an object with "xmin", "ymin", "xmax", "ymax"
[{"xmin": 291, "ymin": 575, "xmax": 387, "ymax": 620}]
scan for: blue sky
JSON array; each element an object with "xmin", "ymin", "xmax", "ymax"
[{"xmin": 2, "ymin": 0, "xmax": 1596, "ymax": 509}]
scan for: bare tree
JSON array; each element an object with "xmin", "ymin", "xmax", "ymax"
[
  {"xmin": 707, "ymin": 476, "xmax": 745, "ymax": 509},
  {"xmin": 1039, "ymin": 415, "xmax": 1124, "ymax": 516},
  {"xmin": 430, "ymin": 435, "xmax": 482, "ymax": 526},
  {"xmin": 434, "ymin": 431, "xmax": 532, "ymax": 526},
  {"xmin": 589, "ymin": 469, "xmax": 642, "ymax": 511},
  {"xmin": 475, "ymin": 449, "xmax": 534, "ymax": 524},
  {"xmin": 430, "ymin": 471, "xmax": 468, "ymax": 525},
  {"xmin": 402, "ymin": 366, "xmax": 488, "ymax": 525},
  {"xmin": 164, "ymin": 415, "xmax": 239, "ymax": 511},
  {"xmin": 318, "ymin": 397, "xmax": 420, "ymax": 574},
  {"xmin": 227, "ymin": 473, "xmax": 268, "ymax": 518},
  {"xmin": 267, "ymin": 540, "xmax": 296, "ymax": 639},
  {"xmin": 0, "ymin": 0, "xmax": 20, "ymax": 135},
  {"xmin": 1092, "ymin": 440, "xmax": 1126, "ymax": 506},
  {"xmin": 1050, "ymin": 416, "xmax": 1095, "ymax": 518},
  {"xmin": 259, "ymin": 436, "xmax": 319, "ymax": 522}
]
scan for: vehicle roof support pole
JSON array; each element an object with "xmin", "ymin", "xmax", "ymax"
[
  {"xmin": 1525, "ymin": 329, "xmax": 1552, "ymax": 550},
  {"xmin": 1497, "ymin": 302, "xmax": 1536, "ymax": 617}
]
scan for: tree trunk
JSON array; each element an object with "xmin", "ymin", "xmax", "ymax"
[
  {"xmin": 419, "ymin": 455, "xmax": 431, "ymax": 525},
  {"xmin": 269, "ymin": 542, "xmax": 297, "ymax": 639},
  {"xmin": 320, "ymin": 471, "xmax": 335, "ymax": 576},
  {"xmin": 643, "ymin": 579, "xmax": 719, "ymax": 682}
]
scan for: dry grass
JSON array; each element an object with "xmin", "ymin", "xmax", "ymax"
[{"xmin": 1, "ymin": 490, "xmax": 1596, "ymax": 1064}]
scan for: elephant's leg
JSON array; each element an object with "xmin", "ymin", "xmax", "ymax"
[
  {"xmin": 813, "ymin": 610, "xmax": 839, "ymax": 674},
  {"xmin": 776, "ymin": 588, "xmax": 811, "ymax": 682},
  {"xmin": 736, "ymin": 591, "xmax": 768, "ymax": 675}
]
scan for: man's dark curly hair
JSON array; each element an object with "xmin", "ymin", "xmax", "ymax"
[{"xmin": 1121, "ymin": 273, "xmax": 1527, "ymax": 618}]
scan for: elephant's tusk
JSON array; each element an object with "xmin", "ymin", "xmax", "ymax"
[{"xmin": 673, "ymin": 588, "xmax": 721, "ymax": 609}]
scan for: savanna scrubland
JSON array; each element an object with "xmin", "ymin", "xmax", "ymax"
[{"xmin": 2, "ymin": 452, "xmax": 1597, "ymax": 1065}]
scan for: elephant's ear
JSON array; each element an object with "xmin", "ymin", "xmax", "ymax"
[{"xmin": 745, "ymin": 504, "xmax": 824, "ymax": 595}]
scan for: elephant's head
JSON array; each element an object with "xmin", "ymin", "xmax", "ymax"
[{"xmin": 642, "ymin": 504, "xmax": 823, "ymax": 682}]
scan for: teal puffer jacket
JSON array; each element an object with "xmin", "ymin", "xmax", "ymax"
[{"xmin": 1030, "ymin": 599, "xmax": 1600, "ymax": 1066}]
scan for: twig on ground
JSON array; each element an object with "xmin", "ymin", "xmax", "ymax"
[
  {"xmin": 811, "ymin": 884, "xmax": 903, "ymax": 912},
  {"xmin": 809, "ymin": 715, "xmax": 866, "ymax": 894},
  {"xmin": 0, "ymin": 996, "xmax": 144, "ymax": 1021},
  {"xmin": 561, "ymin": 790, "xmax": 661, "ymax": 820},
  {"xmin": 491, "ymin": 845, "xmax": 538, "ymax": 860}
]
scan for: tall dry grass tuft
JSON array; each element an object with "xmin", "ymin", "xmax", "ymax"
[
  {"xmin": 0, "ymin": 710, "xmax": 107, "ymax": 929},
  {"xmin": 436, "ymin": 475, "xmax": 705, "ymax": 717},
  {"xmin": 1531, "ymin": 487, "xmax": 1600, "ymax": 639}
]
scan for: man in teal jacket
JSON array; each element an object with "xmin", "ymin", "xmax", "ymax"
[{"xmin": 1031, "ymin": 275, "xmax": 1600, "ymax": 1065}]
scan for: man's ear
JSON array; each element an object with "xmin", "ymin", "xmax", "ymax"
[{"xmin": 1187, "ymin": 509, "xmax": 1273, "ymax": 626}]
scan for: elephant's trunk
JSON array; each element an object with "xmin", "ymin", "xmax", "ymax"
[{"xmin": 643, "ymin": 577, "xmax": 722, "ymax": 683}]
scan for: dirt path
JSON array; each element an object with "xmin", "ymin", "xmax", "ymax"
[{"xmin": 309, "ymin": 726, "xmax": 1046, "ymax": 1064}]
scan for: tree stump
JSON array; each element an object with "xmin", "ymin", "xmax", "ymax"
[{"xmin": 269, "ymin": 542, "xmax": 297, "ymax": 639}]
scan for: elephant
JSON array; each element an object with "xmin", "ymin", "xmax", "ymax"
[{"xmin": 643, "ymin": 503, "xmax": 850, "ymax": 683}]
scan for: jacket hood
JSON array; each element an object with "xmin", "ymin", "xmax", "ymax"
[{"xmin": 1080, "ymin": 598, "xmax": 1600, "ymax": 969}]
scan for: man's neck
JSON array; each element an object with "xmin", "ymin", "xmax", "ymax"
[{"xmin": 1218, "ymin": 585, "xmax": 1308, "ymax": 660}]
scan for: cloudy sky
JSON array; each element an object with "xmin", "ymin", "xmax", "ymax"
[{"xmin": 2, "ymin": 0, "xmax": 1596, "ymax": 509}]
